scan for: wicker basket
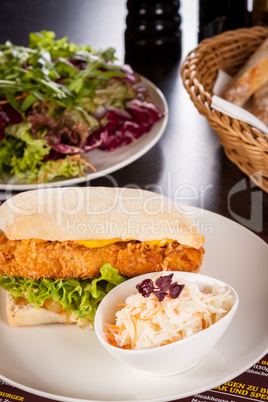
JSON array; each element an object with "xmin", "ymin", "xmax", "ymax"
[{"xmin": 181, "ymin": 26, "xmax": 268, "ymax": 193}]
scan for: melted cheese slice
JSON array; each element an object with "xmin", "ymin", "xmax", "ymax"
[
  {"xmin": 21, "ymin": 239, "xmax": 44, "ymax": 245},
  {"xmin": 76, "ymin": 239, "xmax": 174, "ymax": 248},
  {"xmin": 76, "ymin": 239, "xmax": 130, "ymax": 248},
  {"xmin": 77, "ymin": 237, "xmax": 205, "ymax": 248},
  {"xmin": 21, "ymin": 237, "xmax": 204, "ymax": 248}
]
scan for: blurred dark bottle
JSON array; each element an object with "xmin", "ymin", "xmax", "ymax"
[
  {"xmin": 198, "ymin": 0, "xmax": 249, "ymax": 42},
  {"xmin": 124, "ymin": 0, "xmax": 181, "ymax": 66},
  {"xmin": 252, "ymin": 0, "xmax": 268, "ymax": 25}
]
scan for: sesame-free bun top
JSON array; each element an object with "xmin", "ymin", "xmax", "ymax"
[{"xmin": 0, "ymin": 187, "xmax": 203, "ymax": 249}]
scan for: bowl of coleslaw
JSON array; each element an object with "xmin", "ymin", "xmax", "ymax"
[{"xmin": 94, "ymin": 271, "xmax": 239, "ymax": 376}]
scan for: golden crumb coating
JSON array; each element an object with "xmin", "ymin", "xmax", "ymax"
[{"xmin": 0, "ymin": 232, "xmax": 204, "ymax": 279}]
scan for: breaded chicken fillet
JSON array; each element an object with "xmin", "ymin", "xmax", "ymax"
[{"xmin": 0, "ymin": 233, "xmax": 204, "ymax": 279}]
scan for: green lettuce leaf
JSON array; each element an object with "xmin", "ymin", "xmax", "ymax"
[
  {"xmin": 33, "ymin": 156, "xmax": 89, "ymax": 184},
  {"xmin": 29, "ymin": 30, "xmax": 93, "ymax": 59},
  {"xmin": 5, "ymin": 122, "xmax": 50, "ymax": 175},
  {"xmin": 0, "ymin": 121, "xmax": 50, "ymax": 180},
  {"xmin": 0, "ymin": 264, "xmax": 126, "ymax": 328},
  {"xmin": 0, "ymin": 121, "xmax": 90, "ymax": 183},
  {"xmin": 81, "ymin": 80, "xmax": 136, "ymax": 113}
]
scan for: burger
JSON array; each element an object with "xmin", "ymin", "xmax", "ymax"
[{"xmin": 0, "ymin": 186, "xmax": 204, "ymax": 328}]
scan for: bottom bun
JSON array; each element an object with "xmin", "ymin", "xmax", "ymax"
[{"xmin": 6, "ymin": 294, "xmax": 76, "ymax": 327}]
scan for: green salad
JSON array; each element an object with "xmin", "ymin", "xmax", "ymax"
[
  {"xmin": 0, "ymin": 263, "xmax": 126, "ymax": 328},
  {"xmin": 0, "ymin": 31, "xmax": 163, "ymax": 184}
]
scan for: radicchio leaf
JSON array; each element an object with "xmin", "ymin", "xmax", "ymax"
[
  {"xmin": 0, "ymin": 104, "xmax": 23, "ymax": 141},
  {"xmin": 114, "ymin": 65, "xmax": 139, "ymax": 85},
  {"xmin": 42, "ymin": 150, "xmax": 64, "ymax": 162},
  {"xmin": 29, "ymin": 112, "xmax": 93, "ymax": 155},
  {"xmin": 88, "ymin": 100, "xmax": 163, "ymax": 152},
  {"xmin": 30, "ymin": 113, "xmax": 58, "ymax": 139},
  {"xmin": 126, "ymin": 99, "xmax": 164, "ymax": 127},
  {"xmin": 0, "ymin": 123, "xmax": 5, "ymax": 141},
  {"xmin": 0, "ymin": 104, "xmax": 22, "ymax": 125},
  {"xmin": 85, "ymin": 130, "xmax": 108, "ymax": 151},
  {"xmin": 0, "ymin": 108, "xmax": 9, "ymax": 124},
  {"xmin": 67, "ymin": 58, "xmax": 87, "ymax": 70}
]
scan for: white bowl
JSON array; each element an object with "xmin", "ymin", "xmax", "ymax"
[{"xmin": 94, "ymin": 271, "xmax": 239, "ymax": 376}]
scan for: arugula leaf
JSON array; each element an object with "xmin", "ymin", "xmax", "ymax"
[
  {"xmin": 20, "ymin": 93, "xmax": 37, "ymax": 112},
  {"xmin": 0, "ymin": 30, "xmax": 122, "ymax": 112}
]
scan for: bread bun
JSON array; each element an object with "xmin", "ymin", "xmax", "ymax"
[
  {"xmin": 0, "ymin": 187, "xmax": 203, "ymax": 249},
  {"xmin": 223, "ymin": 37, "xmax": 268, "ymax": 107},
  {"xmin": 6, "ymin": 294, "xmax": 76, "ymax": 326},
  {"xmin": 250, "ymin": 80, "xmax": 268, "ymax": 125}
]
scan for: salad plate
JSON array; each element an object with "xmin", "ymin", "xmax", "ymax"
[
  {"xmin": 0, "ymin": 207, "xmax": 267, "ymax": 402},
  {"xmin": 0, "ymin": 76, "xmax": 168, "ymax": 191}
]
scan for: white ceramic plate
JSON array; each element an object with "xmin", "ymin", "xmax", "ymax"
[
  {"xmin": 0, "ymin": 207, "xmax": 267, "ymax": 402},
  {"xmin": 0, "ymin": 76, "xmax": 168, "ymax": 191}
]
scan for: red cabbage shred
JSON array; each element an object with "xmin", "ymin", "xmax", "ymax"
[{"xmin": 136, "ymin": 274, "xmax": 185, "ymax": 302}]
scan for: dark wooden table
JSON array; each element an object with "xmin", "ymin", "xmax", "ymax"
[{"xmin": 0, "ymin": 1, "xmax": 267, "ymax": 402}]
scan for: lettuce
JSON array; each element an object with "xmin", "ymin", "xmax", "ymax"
[
  {"xmin": 0, "ymin": 263, "xmax": 126, "ymax": 328},
  {"xmin": 5, "ymin": 122, "xmax": 50, "ymax": 175},
  {"xmin": 34, "ymin": 155, "xmax": 88, "ymax": 183},
  {"xmin": 0, "ymin": 120, "xmax": 90, "ymax": 183},
  {"xmin": 29, "ymin": 30, "xmax": 94, "ymax": 60},
  {"xmin": 0, "ymin": 121, "xmax": 49, "ymax": 180}
]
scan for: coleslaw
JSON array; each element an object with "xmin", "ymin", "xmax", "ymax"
[{"xmin": 105, "ymin": 275, "xmax": 234, "ymax": 350}]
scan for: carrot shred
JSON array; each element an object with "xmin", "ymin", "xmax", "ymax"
[
  {"xmin": 104, "ymin": 324, "xmax": 120, "ymax": 333},
  {"xmin": 35, "ymin": 159, "xmax": 64, "ymax": 184},
  {"xmin": 0, "ymin": 93, "xmax": 29, "ymax": 105},
  {"xmin": 34, "ymin": 155, "xmax": 96, "ymax": 184},
  {"xmin": 117, "ymin": 303, "xmax": 127, "ymax": 311}
]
